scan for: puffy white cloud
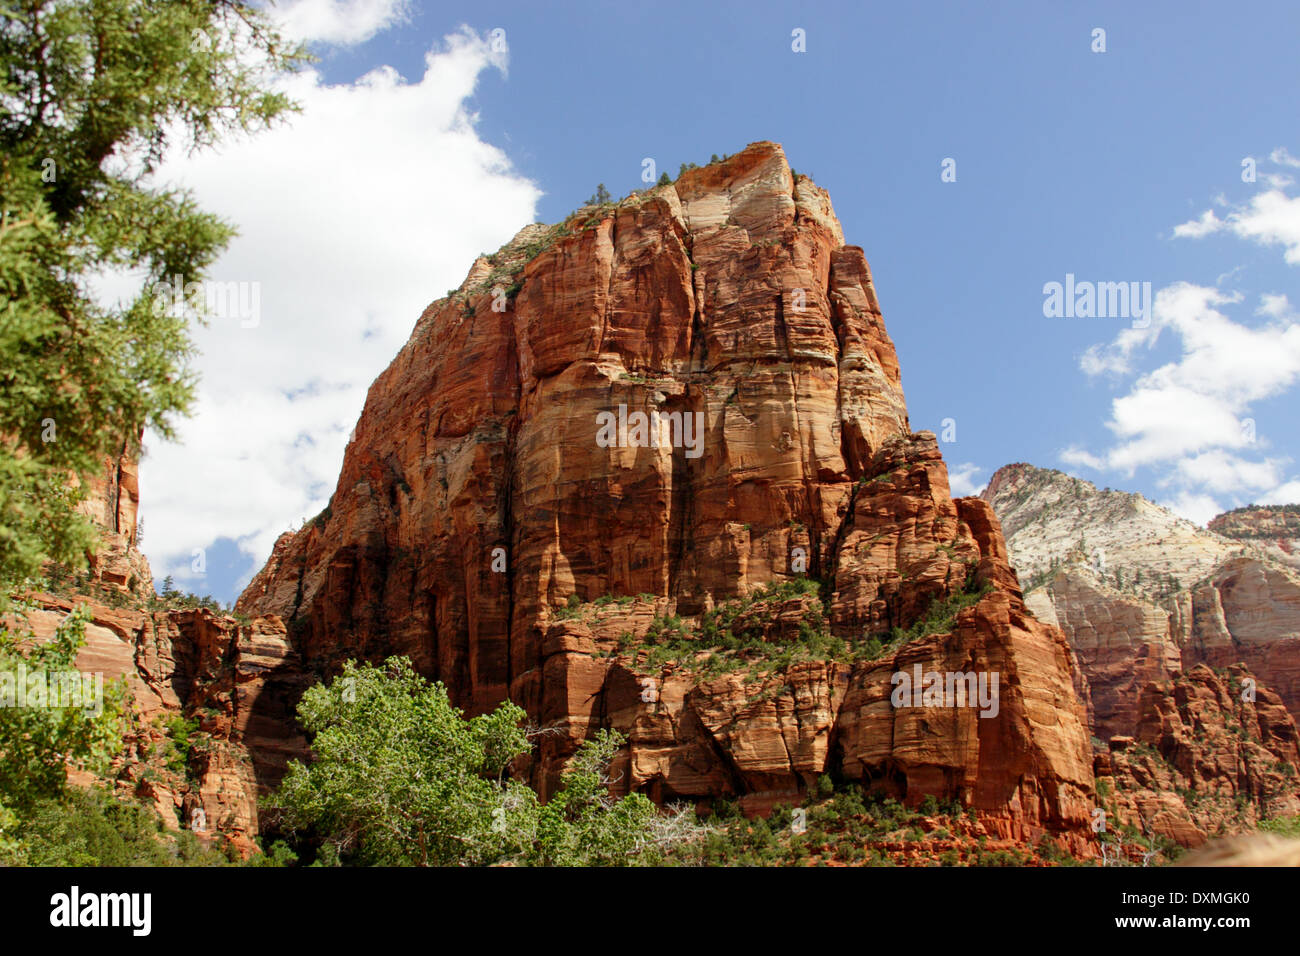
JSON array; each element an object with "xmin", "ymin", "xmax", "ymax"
[
  {"xmin": 1164, "ymin": 449, "xmax": 1283, "ymax": 495},
  {"xmin": 1069, "ymin": 280, "xmax": 1300, "ymax": 523},
  {"xmin": 1270, "ymin": 147, "xmax": 1300, "ymax": 168},
  {"xmin": 1173, "ymin": 208, "xmax": 1222, "ymax": 239},
  {"xmin": 1158, "ymin": 490, "xmax": 1224, "ymax": 527},
  {"xmin": 133, "ymin": 25, "xmax": 541, "ymax": 597},
  {"xmin": 946, "ymin": 462, "xmax": 986, "ymax": 497},
  {"xmin": 1060, "ymin": 446, "xmax": 1104, "ymax": 471},
  {"xmin": 1175, "ymin": 155, "xmax": 1300, "ymax": 263},
  {"xmin": 1221, "ymin": 190, "xmax": 1300, "ymax": 264},
  {"xmin": 1077, "ymin": 284, "xmax": 1300, "ymax": 473},
  {"xmin": 1259, "ymin": 292, "xmax": 1291, "ymax": 318},
  {"xmin": 1085, "ymin": 155, "xmax": 1300, "ymax": 523},
  {"xmin": 273, "ymin": 0, "xmax": 409, "ymax": 45},
  {"xmin": 1261, "ymin": 480, "xmax": 1300, "ymax": 504}
]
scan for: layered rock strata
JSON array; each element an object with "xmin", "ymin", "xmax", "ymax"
[{"xmin": 235, "ymin": 143, "xmax": 1096, "ymax": 849}]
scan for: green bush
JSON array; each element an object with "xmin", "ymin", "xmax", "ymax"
[{"xmin": 2, "ymin": 786, "xmax": 232, "ymax": 866}]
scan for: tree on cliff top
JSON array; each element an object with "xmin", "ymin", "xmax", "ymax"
[
  {"xmin": 0, "ymin": 0, "xmax": 308, "ymax": 600},
  {"xmin": 270, "ymin": 656, "xmax": 702, "ymax": 866}
]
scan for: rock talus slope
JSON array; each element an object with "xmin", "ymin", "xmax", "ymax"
[
  {"xmin": 237, "ymin": 143, "xmax": 1095, "ymax": 849},
  {"xmin": 1097, "ymin": 664, "xmax": 1300, "ymax": 846}
]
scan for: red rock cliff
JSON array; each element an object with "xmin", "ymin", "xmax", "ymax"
[{"xmin": 237, "ymin": 142, "xmax": 1095, "ymax": 849}]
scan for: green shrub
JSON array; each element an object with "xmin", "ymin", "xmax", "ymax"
[{"xmin": 3, "ymin": 786, "xmax": 232, "ymax": 867}]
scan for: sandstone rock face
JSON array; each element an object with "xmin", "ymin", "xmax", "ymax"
[
  {"xmin": 1185, "ymin": 557, "xmax": 1300, "ymax": 724},
  {"xmin": 1041, "ymin": 569, "xmax": 1180, "ymax": 741},
  {"xmin": 985, "ymin": 463, "xmax": 1300, "ymax": 849},
  {"xmin": 14, "ymin": 594, "xmax": 304, "ymax": 854},
  {"xmin": 12, "ymin": 431, "xmax": 303, "ymax": 853},
  {"xmin": 983, "ymin": 463, "xmax": 1243, "ymax": 594},
  {"xmin": 236, "ymin": 143, "xmax": 1095, "ymax": 849},
  {"xmin": 1209, "ymin": 505, "xmax": 1300, "ymax": 571},
  {"xmin": 72, "ymin": 441, "xmax": 153, "ymax": 597},
  {"xmin": 835, "ymin": 587, "xmax": 1093, "ymax": 852}
]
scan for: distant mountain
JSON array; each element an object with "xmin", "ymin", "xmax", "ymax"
[
  {"xmin": 1209, "ymin": 505, "xmax": 1300, "ymax": 570},
  {"xmin": 983, "ymin": 463, "xmax": 1300, "ymax": 737},
  {"xmin": 982, "ymin": 463, "xmax": 1243, "ymax": 599}
]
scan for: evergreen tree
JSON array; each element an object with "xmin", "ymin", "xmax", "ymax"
[{"xmin": 0, "ymin": 0, "xmax": 307, "ymax": 601}]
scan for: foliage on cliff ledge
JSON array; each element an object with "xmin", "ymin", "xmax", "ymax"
[
  {"xmin": 597, "ymin": 576, "xmax": 992, "ymax": 677},
  {"xmin": 662, "ymin": 785, "xmax": 1067, "ymax": 867}
]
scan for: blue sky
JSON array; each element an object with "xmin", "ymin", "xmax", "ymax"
[{"xmin": 135, "ymin": 1, "xmax": 1300, "ymax": 605}]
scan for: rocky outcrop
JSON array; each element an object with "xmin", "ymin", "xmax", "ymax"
[
  {"xmin": 520, "ymin": 498, "xmax": 1093, "ymax": 853},
  {"xmin": 14, "ymin": 594, "xmax": 305, "ymax": 854},
  {"xmin": 982, "ymin": 463, "xmax": 1243, "ymax": 595},
  {"xmin": 9, "ymin": 429, "xmax": 306, "ymax": 853},
  {"xmin": 1210, "ymin": 505, "xmax": 1300, "ymax": 570},
  {"xmin": 1036, "ymin": 569, "xmax": 1180, "ymax": 741},
  {"xmin": 235, "ymin": 143, "xmax": 1096, "ymax": 850},
  {"xmin": 1185, "ymin": 557, "xmax": 1300, "ymax": 725},
  {"xmin": 985, "ymin": 463, "xmax": 1300, "ymax": 849},
  {"xmin": 74, "ymin": 438, "xmax": 153, "ymax": 598}
]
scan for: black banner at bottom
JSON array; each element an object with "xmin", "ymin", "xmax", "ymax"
[{"xmin": 0, "ymin": 864, "xmax": 1278, "ymax": 944}]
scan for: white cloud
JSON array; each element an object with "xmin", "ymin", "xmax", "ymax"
[
  {"xmin": 1258, "ymin": 292, "xmax": 1291, "ymax": 318},
  {"xmin": 1068, "ymin": 282, "xmax": 1300, "ymax": 520},
  {"xmin": 947, "ymin": 462, "xmax": 986, "ymax": 497},
  {"xmin": 1078, "ymin": 284, "xmax": 1300, "ymax": 470},
  {"xmin": 1140, "ymin": 154, "xmax": 1300, "ymax": 515},
  {"xmin": 1270, "ymin": 147, "xmax": 1300, "ymax": 168},
  {"xmin": 1159, "ymin": 490, "xmax": 1224, "ymax": 526},
  {"xmin": 1165, "ymin": 449, "xmax": 1282, "ymax": 495},
  {"xmin": 1060, "ymin": 447, "xmax": 1104, "ymax": 471},
  {"xmin": 1260, "ymin": 480, "xmax": 1300, "ymax": 504},
  {"xmin": 273, "ymin": 0, "xmax": 409, "ymax": 45},
  {"xmin": 1175, "ymin": 166, "xmax": 1300, "ymax": 263},
  {"xmin": 1173, "ymin": 208, "xmax": 1222, "ymax": 239},
  {"xmin": 131, "ymin": 25, "xmax": 541, "ymax": 595}
]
